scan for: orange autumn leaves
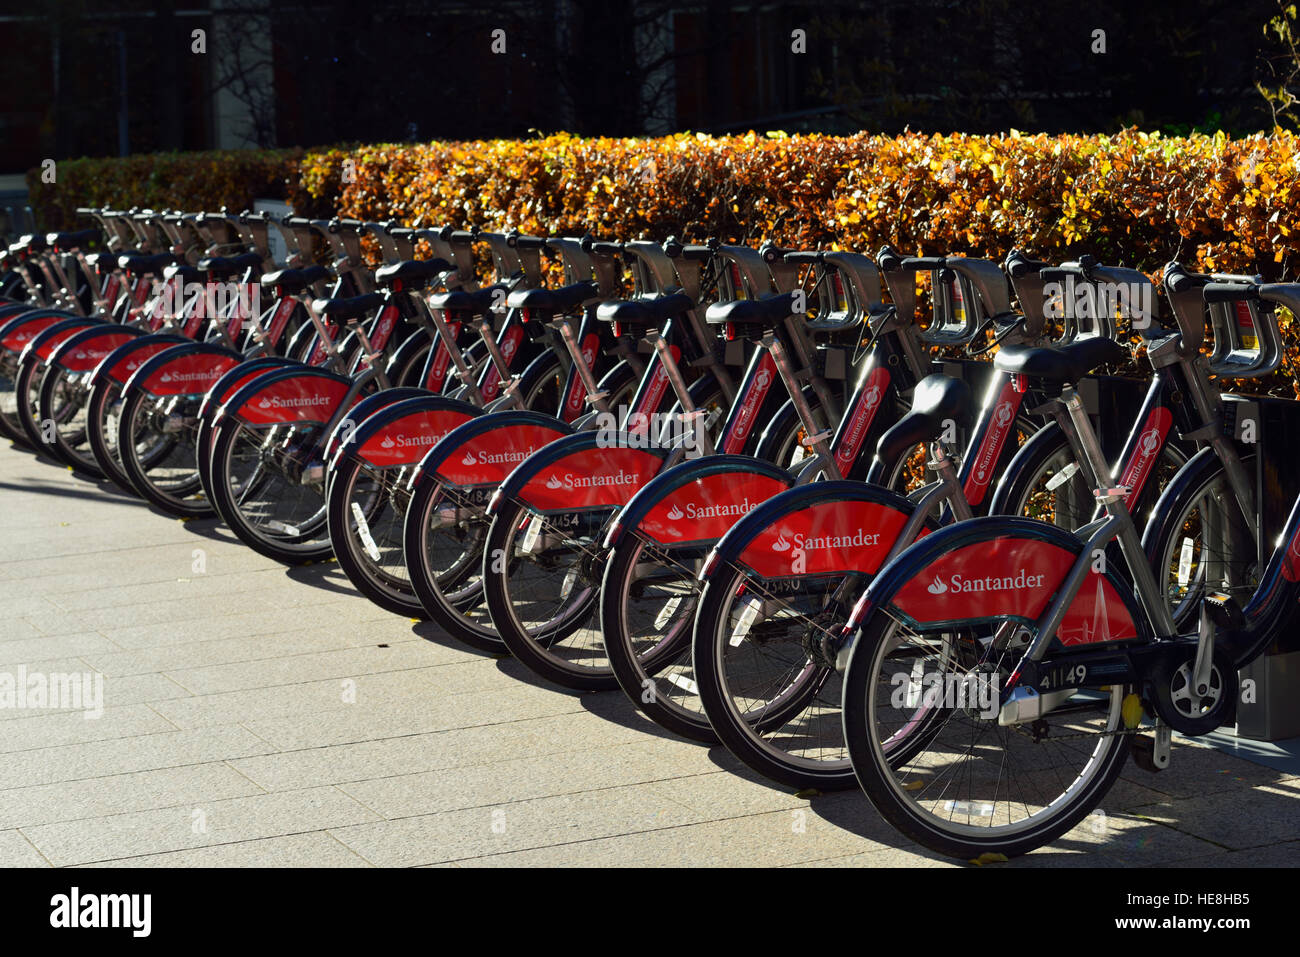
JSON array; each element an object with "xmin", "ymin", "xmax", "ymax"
[{"xmin": 28, "ymin": 129, "xmax": 1300, "ymax": 396}]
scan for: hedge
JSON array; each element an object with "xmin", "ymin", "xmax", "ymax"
[{"xmin": 26, "ymin": 130, "xmax": 1300, "ymax": 395}]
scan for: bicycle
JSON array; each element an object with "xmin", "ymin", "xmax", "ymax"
[{"xmin": 837, "ymin": 277, "xmax": 1299, "ymax": 858}]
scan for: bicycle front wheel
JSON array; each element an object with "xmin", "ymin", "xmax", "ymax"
[{"xmin": 842, "ymin": 610, "xmax": 1131, "ymax": 860}]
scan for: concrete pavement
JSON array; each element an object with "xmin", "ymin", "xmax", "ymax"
[{"xmin": 0, "ymin": 440, "xmax": 1297, "ymax": 867}]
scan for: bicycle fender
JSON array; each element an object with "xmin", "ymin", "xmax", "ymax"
[
  {"xmin": 707, "ymin": 480, "xmax": 919, "ymax": 581},
  {"xmin": 17, "ymin": 317, "xmax": 101, "ymax": 365},
  {"xmin": 197, "ymin": 357, "xmax": 300, "ymax": 422},
  {"xmin": 604, "ymin": 455, "xmax": 793, "ymax": 549},
  {"xmin": 489, "ymin": 430, "xmax": 670, "ymax": 516},
  {"xmin": 0, "ymin": 310, "xmax": 78, "ymax": 354},
  {"xmin": 852, "ymin": 516, "xmax": 1149, "ymax": 649},
  {"xmin": 416, "ymin": 411, "xmax": 573, "ymax": 490},
  {"xmin": 322, "ymin": 387, "xmax": 433, "ymax": 466},
  {"xmin": 217, "ymin": 366, "xmax": 354, "ymax": 428},
  {"xmin": 336, "ymin": 394, "xmax": 483, "ymax": 470},
  {"xmin": 123, "ymin": 342, "xmax": 243, "ymax": 398},
  {"xmin": 47, "ymin": 323, "xmax": 144, "ymax": 373},
  {"xmin": 87, "ymin": 333, "xmax": 189, "ymax": 388}
]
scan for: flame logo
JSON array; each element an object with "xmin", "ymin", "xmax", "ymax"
[
  {"xmin": 754, "ymin": 368, "xmax": 772, "ymax": 389},
  {"xmin": 258, "ymin": 397, "xmax": 273, "ymax": 409},
  {"xmin": 864, "ymin": 384, "xmax": 881, "ymax": 408},
  {"xmin": 666, "ymin": 504, "xmax": 684, "ymax": 521},
  {"xmin": 545, "ymin": 475, "xmax": 563, "ymax": 490},
  {"xmin": 771, "ymin": 533, "xmax": 791, "ymax": 552},
  {"xmin": 381, "ymin": 435, "xmax": 396, "ymax": 449},
  {"xmin": 926, "ymin": 575, "xmax": 948, "ymax": 595},
  {"xmin": 160, "ymin": 372, "xmax": 172, "ymax": 383},
  {"xmin": 71, "ymin": 350, "xmax": 85, "ymax": 360},
  {"xmin": 995, "ymin": 401, "xmax": 1014, "ymax": 428},
  {"xmin": 1139, "ymin": 426, "xmax": 1160, "ymax": 456},
  {"xmin": 501, "ymin": 337, "xmax": 517, "ymax": 358},
  {"xmin": 461, "ymin": 451, "xmax": 477, "ymax": 466}
]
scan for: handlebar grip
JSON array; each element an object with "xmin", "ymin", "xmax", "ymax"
[
  {"xmin": 783, "ymin": 251, "xmax": 823, "ymax": 264},
  {"xmin": 1202, "ymin": 282, "xmax": 1259, "ymax": 304},
  {"xmin": 681, "ymin": 245, "xmax": 713, "ymax": 261},
  {"xmin": 899, "ymin": 256, "xmax": 945, "ymax": 271},
  {"xmin": 1039, "ymin": 266, "xmax": 1086, "ymax": 282},
  {"xmin": 509, "ymin": 234, "xmax": 549, "ymax": 250},
  {"xmin": 588, "ymin": 241, "xmax": 623, "ymax": 256},
  {"xmin": 1004, "ymin": 251, "xmax": 1050, "ymax": 279}
]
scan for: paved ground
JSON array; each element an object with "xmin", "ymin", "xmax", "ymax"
[{"xmin": 1, "ymin": 440, "xmax": 1298, "ymax": 868}]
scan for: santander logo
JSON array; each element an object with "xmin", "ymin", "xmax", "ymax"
[
  {"xmin": 966, "ymin": 385, "xmax": 1022, "ymax": 498},
  {"xmin": 461, "ymin": 451, "xmax": 477, "ymax": 466},
  {"xmin": 378, "ymin": 432, "xmax": 443, "ymax": 451},
  {"xmin": 666, "ymin": 504, "xmax": 685, "ymax": 520},
  {"xmin": 1138, "ymin": 425, "xmax": 1160, "ymax": 457},
  {"xmin": 926, "ymin": 568, "xmax": 1046, "ymax": 595},
  {"xmin": 500, "ymin": 336, "xmax": 517, "ymax": 359},
  {"xmin": 754, "ymin": 368, "xmax": 773, "ymax": 390},
  {"xmin": 771, "ymin": 533, "xmax": 791, "ymax": 552},
  {"xmin": 543, "ymin": 470, "xmax": 640, "ymax": 492}
]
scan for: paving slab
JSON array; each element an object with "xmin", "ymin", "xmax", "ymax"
[{"xmin": 0, "ymin": 442, "xmax": 1292, "ymax": 868}]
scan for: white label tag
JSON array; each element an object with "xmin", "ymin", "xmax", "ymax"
[
  {"xmin": 1177, "ymin": 537, "xmax": 1194, "ymax": 588},
  {"xmin": 664, "ymin": 672, "xmax": 700, "ymax": 696},
  {"xmin": 521, "ymin": 516, "xmax": 542, "ymax": 554},
  {"xmin": 1045, "ymin": 461, "xmax": 1080, "ymax": 491},
  {"xmin": 654, "ymin": 595, "xmax": 683, "ymax": 630},
  {"xmin": 728, "ymin": 597, "xmax": 762, "ymax": 647},
  {"xmin": 943, "ymin": 800, "xmax": 994, "ymax": 818},
  {"xmin": 351, "ymin": 501, "xmax": 382, "ymax": 562}
]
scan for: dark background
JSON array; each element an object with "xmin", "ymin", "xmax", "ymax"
[{"xmin": 0, "ymin": 0, "xmax": 1292, "ymax": 172}]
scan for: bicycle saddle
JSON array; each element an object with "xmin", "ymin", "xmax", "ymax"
[
  {"xmin": 873, "ymin": 374, "xmax": 973, "ymax": 465},
  {"xmin": 508, "ymin": 280, "xmax": 598, "ymax": 313},
  {"xmin": 993, "ymin": 337, "xmax": 1126, "ymax": 386},
  {"xmin": 426, "ymin": 285, "xmax": 502, "ymax": 315},
  {"xmin": 704, "ymin": 290, "xmax": 800, "ymax": 328},
  {"xmin": 197, "ymin": 252, "xmax": 262, "ymax": 276},
  {"xmin": 374, "ymin": 258, "xmax": 452, "ymax": 287},
  {"xmin": 260, "ymin": 265, "xmax": 330, "ymax": 292},
  {"xmin": 312, "ymin": 292, "xmax": 384, "ymax": 321},
  {"xmin": 46, "ymin": 229, "xmax": 99, "ymax": 250},
  {"xmin": 597, "ymin": 292, "xmax": 695, "ymax": 328},
  {"xmin": 117, "ymin": 253, "xmax": 175, "ymax": 275}
]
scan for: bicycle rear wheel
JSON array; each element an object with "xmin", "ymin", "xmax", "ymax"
[
  {"xmin": 327, "ymin": 457, "xmax": 424, "ymax": 616},
  {"xmin": 116, "ymin": 388, "xmax": 209, "ymax": 515},
  {"xmin": 403, "ymin": 468, "xmax": 500, "ymax": 651},
  {"xmin": 842, "ymin": 608, "xmax": 1130, "ymax": 860},
  {"xmin": 208, "ymin": 417, "xmax": 332, "ymax": 564},
  {"xmin": 482, "ymin": 498, "xmax": 613, "ymax": 689}
]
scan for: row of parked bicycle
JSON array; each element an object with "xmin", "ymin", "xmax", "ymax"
[{"xmin": 3, "ymin": 206, "xmax": 1295, "ymax": 860}]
